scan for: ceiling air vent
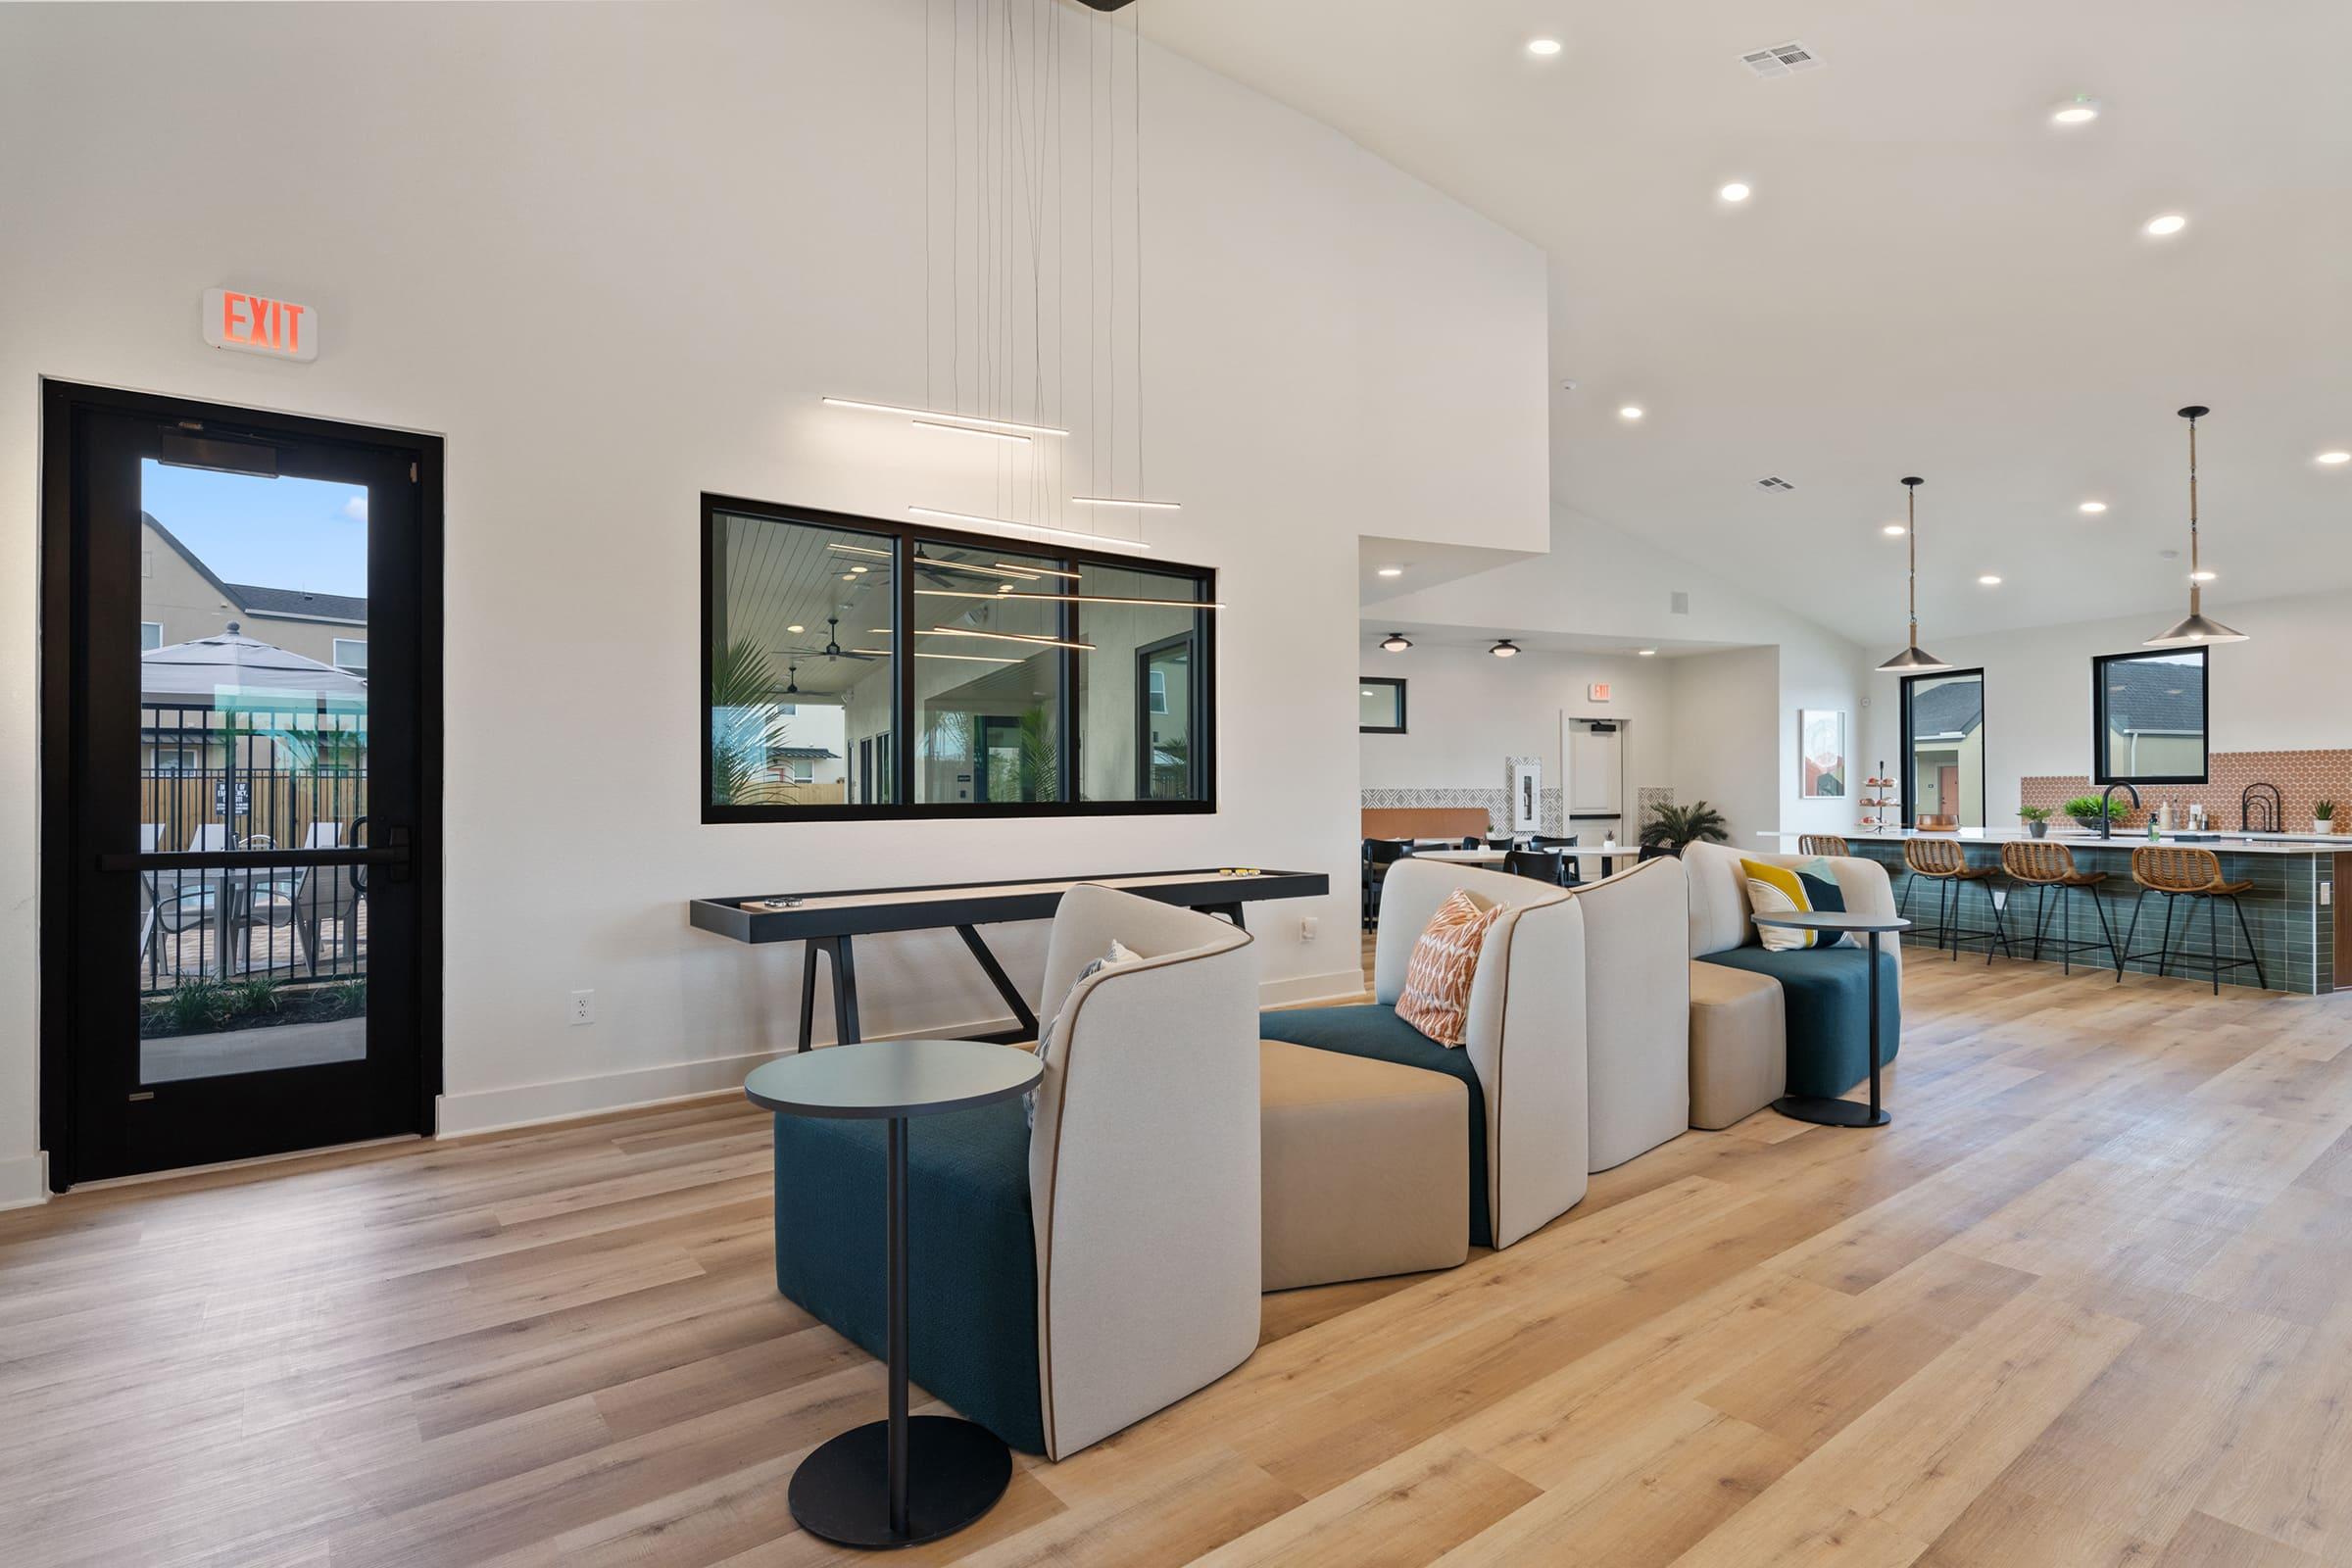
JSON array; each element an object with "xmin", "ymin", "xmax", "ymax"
[
  {"xmin": 1740, "ymin": 41, "xmax": 1822, "ymax": 79},
  {"xmin": 1755, "ymin": 475, "xmax": 1796, "ymax": 492}
]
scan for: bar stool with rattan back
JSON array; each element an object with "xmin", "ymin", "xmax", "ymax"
[
  {"xmin": 1797, "ymin": 834, "xmax": 1850, "ymax": 858},
  {"xmin": 1998, "ymin": 841, "xmax": 2121, "ymax": 978},
  {"xmin": 2121, "ymin": 846, "xmax": 2266, "ymax": 994},
  {"xmin": 1901, "ymin": 837, "xmax": 2009, "ymax": 961}
]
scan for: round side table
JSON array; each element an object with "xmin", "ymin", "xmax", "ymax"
[
  {"xmin": 746, "ymin": 1039, "xmax": 1043, "ymax": 1549},
  {"xmin": 1748, "ymin": 911, "xmax": 1912, "ymax": 1129}
]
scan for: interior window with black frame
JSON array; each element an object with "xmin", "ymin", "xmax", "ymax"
[
  {"xmin": 706, "ymin": 509, "xmax": 896, "ymax": 810},
  {"xmin": 2093, "ymin": 648, "xmax": 2208, "ymax": 784},
  {"xmin": 703, "ymin": 498, "xmax": 1216, "ymax": 819},
  {"xmin": 1075, "ymin": 560, "xmax": 1211, "ymax": 803}
]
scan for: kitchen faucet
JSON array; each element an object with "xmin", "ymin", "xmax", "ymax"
[{"xmin": 2100, "ymin": 781, "xmax": 2140, "ymax": 841}]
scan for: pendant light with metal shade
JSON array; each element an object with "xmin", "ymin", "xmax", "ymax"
[
  {"xmin": 1877, "ymin": 477, "xmax": 1953, "ymax": 673},
  {"xmin": 2145, "ymin": 406, "xmax": 2249, "ymax": 647}
]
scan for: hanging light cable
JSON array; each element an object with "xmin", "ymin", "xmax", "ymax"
[
  {"xmin": 1877, "ymin": 477, "xmax": 1954, "ymax": 672},
  {"xmin": 2145, "ymin": 406, "xmax": 2248, "ymax": 646}
]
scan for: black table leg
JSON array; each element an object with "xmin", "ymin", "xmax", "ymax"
[
  {"xmin": 833, "ymin": 935, "xmax": 861, "ymax": 1046},
  {"xmin": 1205, "ymin": 901, "xmax": 1245, "ymax": 930},
  {"xmin": 798, "ymin": 939, "xmax": 819, "ymax": 1054},
  {"xmin": 1771, "ymin": 929, "xmax": 1892, "ymax": 1129},
  {"xmin": 956, "ymin": 925, "xmax": 1039, "ymax": 1039},
  {"xmin": 786, "ymin": 1114, "xmax": 1014, "ymax": 1548}
]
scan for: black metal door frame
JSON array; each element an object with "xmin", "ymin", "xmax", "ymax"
[{"xmin": 39, "ymin": 381, "xmax": 443, "ymax": 1189}]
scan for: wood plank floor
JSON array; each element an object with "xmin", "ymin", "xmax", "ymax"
[{"xmin": 7, "ymin": 950, "xmax": 2352, "ymax": 1566}]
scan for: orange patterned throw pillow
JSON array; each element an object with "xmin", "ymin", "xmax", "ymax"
[{"xmin": 1395, "ymin": 888, "xmax": 1504, "ymax": 1048}]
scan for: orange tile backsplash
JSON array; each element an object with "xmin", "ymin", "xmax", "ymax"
[{"xmin": 2020, "ymin": 749, "xmax": 2352, "ymax": 832}]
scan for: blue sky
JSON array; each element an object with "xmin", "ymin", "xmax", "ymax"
[{"xmin": 142, "ymin": 460, "xmax": 368, "ymax": 598}]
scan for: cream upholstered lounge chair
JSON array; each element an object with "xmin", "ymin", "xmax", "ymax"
[
  {"xmin": 773, "ymin": 884, "xmax": 1260, "ymax": 1461},
  {"xmin": 1684, "ymin": 842, "xmax": 1903, "ymax": 1116},
  {"xmin": 1260, "ymin": 858, "xmax": 1589, "ymax": 1250},
  {"xmin": 1566, "ymin": 856, "xmax": 1694, "ymax": 1171}
]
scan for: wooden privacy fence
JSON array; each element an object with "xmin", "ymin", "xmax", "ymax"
[{"xmin": 141, "ymin": 768, "xmax": 369, "ymax": 851}]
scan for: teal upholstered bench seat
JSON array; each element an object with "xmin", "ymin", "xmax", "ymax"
[
  {"xmin": 1256, "ymin": 1004, "xmax": 1492, "ymax": 1249},
  {"xmin": 772, "ymin": 1099, "xmax": 1045, "ymax": 1454},
  {"xmin": 1695, "ymin": 945, "xmax": 1900, "ymax": 1100}
]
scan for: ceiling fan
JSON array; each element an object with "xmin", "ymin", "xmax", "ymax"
[{"xmin": 775, "ymin": 613, "xmax": 876, "ymax": 664}]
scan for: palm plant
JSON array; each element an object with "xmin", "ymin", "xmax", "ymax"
[
  {"xmin": 1641, "ymin": 800, "xmax": 1730, "ymax": 856},
  {"xmin": 709, "ymin": 638, "xmax": 791, "ymax": 805}
]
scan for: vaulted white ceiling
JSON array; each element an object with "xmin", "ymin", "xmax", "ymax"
[{"xmin": 1146, "ymin": 0, "xmax": 2352, "ymax": 644}]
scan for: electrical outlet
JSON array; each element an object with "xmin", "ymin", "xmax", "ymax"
[
  {"xmin": 1300, "ymin": 916, "xmax": 1319, "ymax": 943},
  {"xmin": 569, "ymin": 990, "xmax": 595, "ymax": 1026}
]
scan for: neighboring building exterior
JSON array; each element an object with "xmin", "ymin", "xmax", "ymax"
[
  {"xmin": 1909, "ymin": 675, "xmax": 1985, "ymax": 827},
  {"xmin": 141, "ymin": 512, "xmax": 368, "ymax": 673}
]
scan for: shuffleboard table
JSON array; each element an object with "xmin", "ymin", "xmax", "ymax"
[{"xmin": 690, "ymin": 868, "xmax": 1329, "ymax": 1050}]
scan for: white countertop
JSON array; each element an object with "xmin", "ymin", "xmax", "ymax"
[{"xmin": 1761, "ymin": 828, "xmax": 2348, "ymax": 858}]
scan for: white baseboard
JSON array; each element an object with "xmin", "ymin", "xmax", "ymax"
[
  {"xmin": 437, "ymin": 970, "xmax": 1369, "ymax": 1139},
  {"xmin": 0, "ymin": 1153, "xmax": 50, "ymax": 1211}
]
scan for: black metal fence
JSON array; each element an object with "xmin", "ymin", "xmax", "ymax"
[{"xmin": 138, "ymin": 701, "xmax": 368, "ymax": 999}]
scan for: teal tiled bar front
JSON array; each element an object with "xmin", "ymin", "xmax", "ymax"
[{"xmin": 1797, "ymin": 831, "xmax": 2341, "ymax": 995}]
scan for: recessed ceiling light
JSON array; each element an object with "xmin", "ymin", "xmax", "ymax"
[
  {"xmin": 2144, "ymin": 213, "xmax": 2187, "ymax": 236},
  {"xmin": 2189, "ymin": 569, "xmax": 2217, "ymax": 582},
  {"xmin": 850, "ymin": 565, "xmax": 868, "ymax": 573},
  {"xmin": 2319, "ymin": 451, "xmax": 2351, "ymax": 466},
  {"xmin": 1377, "ymin": 566, "xmax": 1404, "ymax": 577},
  {"xmin": 1718, "ymin": 181, "xmax": 1751, "ymax": 203},
  {"xmin": 1491, "ymin": 638, "xmax": 1520, "ymax": 658},
  {"xmin": 1362, "ymin": 689, "xmax": 1377, "ymax": 698},
  {"xmin": 1380, "ymin": 632, "xmax": 1412, "ymax": 653},
  {"xmin": 1636, "ymin": 648, "xmax": 1657, "ymax": 657},
  {"xmin": 2079, "ymin": 500, "xmax": 2107, "ymax": 514},
  {"xmin": 1618, "ymin": 405, "xmax": 1643, "ymax": 420},
  {"xmin": 1526, "ymin": 37, "xmax": 1562, "ymax": 57},
  {"xmin": 787, "ymin": 623, "xmax": 805, "ymax": 634},
  {"xmin": 1978, "ymin": 574, "xmax": 2003, "ymax": 586},
  {"xmin": 1882, "ymin": 523, "xmax": 1907, "ymax": 536},
  {"xmin": 2050, "ymin": 95, "xmax": 2102, "ymax": 125}
]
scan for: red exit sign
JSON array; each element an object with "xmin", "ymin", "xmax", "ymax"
[{"xmin": 202, "ymin": 288, "xmax": 318, "ymax": 362}]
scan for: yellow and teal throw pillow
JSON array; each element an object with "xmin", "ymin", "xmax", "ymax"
[{"xmin": 1740, "ymin": 857, "xmax": 1852, "ymax": 951}]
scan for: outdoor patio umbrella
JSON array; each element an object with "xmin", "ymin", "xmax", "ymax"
[{"xmin": 140, "ymin": 622, "xmax": 368, "ymax": 707}]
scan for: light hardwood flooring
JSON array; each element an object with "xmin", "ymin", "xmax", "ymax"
[{"xmin": 7, "ymin": 949, "xmax": 2352, "ymax": 1566}]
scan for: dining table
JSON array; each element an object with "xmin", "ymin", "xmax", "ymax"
[{"xmin": 1412, "ymin": 848, "xmax": 1513, "ymax": 866}]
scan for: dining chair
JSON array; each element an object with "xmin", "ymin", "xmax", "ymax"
[
  {"xmin": 1504, "ymin": 848, "xmax": 1567, "ymax": 887},
  {"xmin": 1363, "ymin": 839, "xmax": 1415, "ymax": 929},
  {"xmin": 1532, "ymin": 834, "xmax": 1582, "ymax": 887}
]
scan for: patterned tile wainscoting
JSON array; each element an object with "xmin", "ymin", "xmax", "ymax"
[
  {"xmin": 2021, "ymin": 749, "xmax": 2352, "ymax": 834},
  {"xmin": 1360, "ymin": 787, "xmax": 1565, "ymax": 837},
  {"xmin": 1848, "ymin": 840, "xmax": 2336, "ymax": 995}
]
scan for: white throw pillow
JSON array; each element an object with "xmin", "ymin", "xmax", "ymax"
[{"xmin": 1026, "ymin": 939, "xmax": 1143, "ymax": 1129}]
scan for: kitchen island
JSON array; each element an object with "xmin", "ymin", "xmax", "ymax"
[{"xmin": 1763, "ymin": 828, "xmax": 2345, "ymax": 994}]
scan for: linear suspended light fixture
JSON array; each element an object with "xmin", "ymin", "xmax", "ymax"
[
  {"xmin": 826, "ymin": 541, "xmax": 894, "ymax": 559},
  {"xmin": 821, "ymin": 397, "xmax": 1068, "ymax": 439},
  {"xmin": 907, "ymin": 507, "xmax": 1152, "ymax": 552},
  {"xmin": 923, "ymin": 625, "xmax": 1096, "ymax": 651},
  {"xmin": 913, "ymin": 419, "xmax": 1031, "ymax": 445},
  {"xmin": 1877, "ymin": 476, "xmax": 1954, "ymax": 673},
  {"xmin": 1004, "ymin": 563, "xmax": 1080, "ymax": 579},
  {"xmin": 1070, "ymin": 496, "xmax": 1181, "ymax": 511},
  {"xmin": 2146, "ymin": 406, "xmax": 2249, "ymax": 647},
  {"xmin": 914, "ymin": 588, "xmax": 1223, "ymax": 609},
  {"xmin": 854, "ymin": 647, "xmax": 1023, "ymax": 665},
  {"xmin": 908, "ymin": 550, "xmax": 1041, "ymax": 581}
]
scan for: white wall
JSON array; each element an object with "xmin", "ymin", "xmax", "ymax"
[
  {"xmin": 1357, "ymin": 638, "xmax": 1673, "ymax": 808},
  {"xmin": 1859, "ymin": 585, "xmax": 2352, "ymax": 822},
  {"xmin": 0, "ymin": 1, "xmax": 1550, "ymax": 1200},
  {"xmin": 1374, "ymin": 504, "xmax": 1876, "ymax": 845},
  {"xmin": 1668, "ymin": 648, "xmax": 1781, "ymax": 845}
]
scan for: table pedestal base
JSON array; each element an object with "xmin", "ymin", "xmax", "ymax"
[
  {"xmin": 789, "ymin": 1414, "xmax": 1012, "ymax": 1549},
  {"xmin": 1772, "ymin": 1094, "xmax": 1891, "ymax": 1128}
]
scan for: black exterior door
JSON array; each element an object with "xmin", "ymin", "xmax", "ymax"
[{"xmin": 40, "ymin": 382, "xmax": 440, "ymax": 1186}]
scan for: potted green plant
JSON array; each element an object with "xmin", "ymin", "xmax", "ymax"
[
  {"xmin": 1640, "ymin": 800, "xmax": 1730, "ymax": 857},
  {"xmin": 2064, "ymin": 795, "xmax": 2125, "ymax": 833},
  {"xmin": 2317, "ymin": 800, "xmax": 2338, "ymax": 835},
  {"xmin": 2018, "ymin": 805, "xmax": 2051, "ymax": 839}
]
